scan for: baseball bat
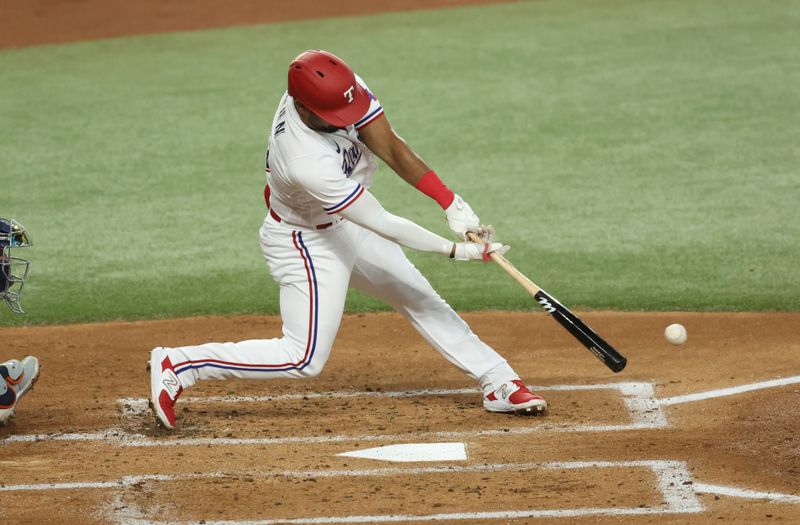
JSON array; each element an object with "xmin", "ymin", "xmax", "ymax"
[{"xmin": 468, "ymin": 233, "xmax": 627, "ymax": 373}]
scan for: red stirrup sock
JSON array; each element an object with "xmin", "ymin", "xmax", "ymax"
[{"xmin": 414, "ymin": 170, "xmax": 455, "ymax": 209}]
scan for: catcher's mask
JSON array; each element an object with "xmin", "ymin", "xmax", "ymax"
[{"xmin": 0, "ymin": 218, "xmax": 32, "ymax": 314}]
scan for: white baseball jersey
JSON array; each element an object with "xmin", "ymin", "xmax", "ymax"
[{"xmin": 266, "ymin": 75, "xmax": 383, "ymax": 228}]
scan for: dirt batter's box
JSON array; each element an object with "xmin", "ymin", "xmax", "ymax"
[
  {"xmin": 107, "ymin": 460, "xmax": 703, "ymax": 523},
  {"xmin": 115, "ymin": 382, "xmax": 668, "ymax": 445}
]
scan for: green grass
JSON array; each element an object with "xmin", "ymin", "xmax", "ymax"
[{"xmin": 1, "ymin": 0, "xmax": 799, "ymax": 325}]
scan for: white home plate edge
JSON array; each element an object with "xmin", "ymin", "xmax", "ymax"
[{"xmin": 337, "ymin": 442, "xmax": 467, "ymax": 462}]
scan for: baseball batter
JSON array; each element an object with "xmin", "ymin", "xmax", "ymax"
[{"xmin": 149, "ymin": 50, "xmax": 547, "ymax": 429}]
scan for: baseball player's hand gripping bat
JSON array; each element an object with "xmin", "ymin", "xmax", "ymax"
[{"xmin": 469, "ymin": 233, "xmax": 627, "ymax": 373}]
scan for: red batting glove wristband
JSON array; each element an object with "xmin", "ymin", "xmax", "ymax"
[
  {"xmin": 482, "ymin": 243, "xmax": 492, "ymax": 262},
  {"xmin": 415, "ymin": 170, "xmax": 455, "ymax": 209}
]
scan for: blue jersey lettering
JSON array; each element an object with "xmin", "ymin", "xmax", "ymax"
[{"xmin": 341, "ymin": 144, "xmax": 362, "ymax": 177}]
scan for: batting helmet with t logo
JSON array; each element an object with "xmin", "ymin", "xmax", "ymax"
[{"xmin": 288, "ymin": 50, "xmax": 370, "ymax": 128}]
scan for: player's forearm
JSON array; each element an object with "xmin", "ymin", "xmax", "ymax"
[
  {"xmin": 371, "ymin": 213, "xmax": 451, "ymax": 255},
  {"xmin": 383, "ymin": 137, "xmax": 431, "ymax": 186},
  {"xmin": 385, "ymin": 136, "xmax": 457, "ymax": 209},
  {"xmin": 360, "ymin": 116, "xmax": 456, "ymax": 208},
  {"xmin": 338, "ymin": 190, "xmax": 452, "ymax": 255},
  {"xmin": 360, "ymin": 117, "xmax": 430, "ymax": 185}
]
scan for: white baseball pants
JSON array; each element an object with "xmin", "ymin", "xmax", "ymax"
[{"xmin": 166, "ymin": 214, "xmax": 519, "ymax": 394}]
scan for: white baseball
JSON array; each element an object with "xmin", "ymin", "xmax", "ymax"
[{"xmin": 665, "ymin": 323, "xmax": 687, "ymax": 345}]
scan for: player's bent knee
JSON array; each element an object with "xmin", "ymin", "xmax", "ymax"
[
  {"xmin": 296, "ymin": 358, "xmax": 326, "ymax": 378},
  {"xmin": 280, "ymin": 338, "xmax": 331, "ymax": 378}
]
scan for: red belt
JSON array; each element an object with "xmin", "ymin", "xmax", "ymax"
[{"xmin": 270, "ymin": 209, "xmax": 333, "ymax": 230}]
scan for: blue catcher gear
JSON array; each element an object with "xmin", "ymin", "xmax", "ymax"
[{"xmin": 0, "ymin": 218, "xmax": 32, "ymax": 314}]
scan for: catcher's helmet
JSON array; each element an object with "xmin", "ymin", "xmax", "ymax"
[
  {"xmin": 0, "ymin": 218, "xmax": 32, "ymax": 315},
  {"xmin": 288, "ymin": 50, "xmax": 370, "ymax": 128}
]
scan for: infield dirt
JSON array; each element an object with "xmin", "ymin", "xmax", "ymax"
[{"xmin": 2, "ymin": 311, "xmax": 800, "ymax": 523}]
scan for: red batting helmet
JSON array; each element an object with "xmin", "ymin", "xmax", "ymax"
[{"xmin": 288, "ymin": 50, "xmax": 370, "ymax": 127}]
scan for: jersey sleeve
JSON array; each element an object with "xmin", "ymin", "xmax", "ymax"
[
  {"xmin": 288, "ymin": 156, "xmax": 365, "ymax": 215},
  {"xmin": 353, "ymin": 74, "xmax": 384, "ymax": 130}
]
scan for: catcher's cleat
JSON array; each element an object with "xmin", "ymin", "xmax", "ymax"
[
  {"xmin": 0, "ymin": 356, "xmax": 40, "ymax": 425},
  {"xmin": 149, "ymin": 347, "xmax": 182, "ymax": 430},
  {"xmin": 484, "ymin": 379, "xmax": 547, "ymax": 416}
]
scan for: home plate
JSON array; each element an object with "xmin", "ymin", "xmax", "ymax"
[{"xmin": 337, "ymin": 442, "xmax": 467, "ymax": 462}]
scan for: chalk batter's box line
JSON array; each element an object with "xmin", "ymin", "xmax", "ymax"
[{"xmin": 657, "ymin": 375, "xmax": 800, "ymax": 406}]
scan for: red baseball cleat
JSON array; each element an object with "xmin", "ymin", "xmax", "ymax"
[
  {"xmin": 148, "ymin": 347, "xmax": 183, "ymax": 429},
  {"xmin": 484, "ymin": 379, "xmax": 547, "ymax": 415}
]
